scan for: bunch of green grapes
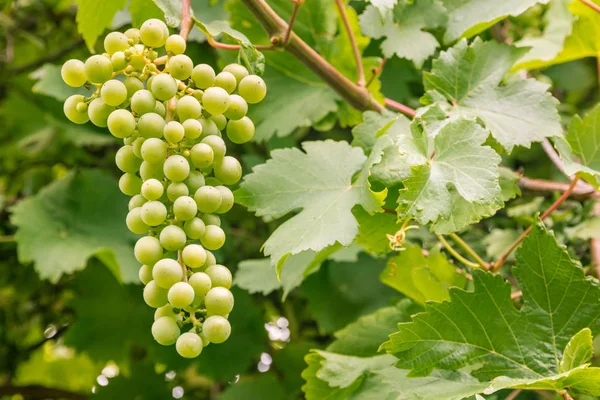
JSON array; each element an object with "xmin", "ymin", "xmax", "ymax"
[{"xmin": 60, "ymin": 19, "xmax": 266, "ymax": 358}]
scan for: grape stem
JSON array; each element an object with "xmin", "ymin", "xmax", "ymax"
[
  {"xmin": 579, "ymin": 0, "xmax": 600, "ymax": 13},
  {"xmin": 437, "ymin": 235, "xmax": 481, "ymax": 269},
  {"xmin": 384, "ymin": 98, "xmax": 417, "ymax": 117},
  {"xmin": 449, "ymin": 233, "xmax": 489, "ymax": 270},
  {"xmin": 282, "ymin": 0, "xmax": 303, "ymax": 46},
  {"xmin": 180, "ymin": 0, "xmax": 193, "ymax": 40},
  {"xmin": 178, "ymin": 249, "xmax": 188, "ymax": 283},
  {"xmin": 335, "ymin": 0, "xmax": 365, "ymax": 86},
  {"xmin": 365, "ymin": 57, "xmax": 387, "ymax": 88}
]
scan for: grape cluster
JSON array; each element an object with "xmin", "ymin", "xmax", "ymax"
[{"xmin": 60, "ymin": 19, "xmax": 266, "ymax": 358}]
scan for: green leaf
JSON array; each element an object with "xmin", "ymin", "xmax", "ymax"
[
  {"xmin": 483, "ymin": 229, "xmax": 521, "ymax": 261},
  {"xmin": 236, "ymin": 140, "xmax": 385, "ymax": 265},
  {"xmin": 152, "ymin": 0, "xmax": 188, "ymax": 27},
  {"xmin": 220, "ymin": 374, "xmax": 287, "ymax": 400},
  {"xmin": 396, "ymin": 118, "xmax": 503, "ymax": 233},
  {"xmin": 383, "ymin": 223, "xmax": 600, "ymax": 396},
  {"xmin": 351, "ymin": 110, "xmax": 399, "ymax": 153},
  {"xmin": 354, "ymin": 207, "xmax": 403, "ymax": 255},
  {"xmin": 129, "ymin": 0, "xmax": 164, "ymax": 28},
  {"xmin": 31, "ymin": 64, "xmax": 92, "ymax": 102},
  {"xmin": 442, "ymin": 0, "xmax": 550, "ymax": 43},
  {"xmin": 76, "ymin": 0, "xmax": 127, "ymax": 51},
  {"xmin": 380, "ymin": 245, "xmax": 468, "ymax": 304},
  {"xmin": 370, "ymin": 0, "xmax": 399, "ymax": 15},
  {"xmin": 423, "ymin": 39, "xmax": 561, "ymax": 152},
  {"xmin": 559, "ymin": 328, "xmax": 594, "ymax": 373},
  {"xmin": 11, "ymin": 170, "xmax": 139, "ymax": 283},
  {"xmin": 359, "ymin": 1, "xmax": 447, "ymax": 67},
  {"xmin": 566, "ymin": 217, "xmax": 600, "ymax": 240}
]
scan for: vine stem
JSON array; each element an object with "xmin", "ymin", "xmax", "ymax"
[
  {"xmin": 437, "ymin": 235, "xmax": 481, "ymax": 269},
  {"xmin": 493, "ymin": 176, "xmax": 581, "ymax": 271},
  {"xmin": 384, "ymin": 98, "xmax": 417, "ymax": 117},
  {"xmin": 449, "ymin": 233, "xmax": 489, "ymax": 270},
  {"xmin": 562, "ymin": 391, "xmax": 574, "ymax": 400},
  {"xmin": 180, "ymin": 0, "xmax": 193, "ymax": 40},
  {"xmin": 178, "ymin": 249, "xmax": 188, "ymax": 282},
  {"xmin": 579, "ymin": 0, "xmax": 600, "ymax": 13},
  {"xmin": 282, "ymin": 0, "xmax": 302, "ymax": 46},
  {"xmin": 335, "ymin": 0, "xmax": 365, "ymax": 86}
]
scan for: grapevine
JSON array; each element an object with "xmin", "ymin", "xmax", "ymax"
[{"xmin": 60, "ymin": 18, "xmax": 266, "ymax": 358}]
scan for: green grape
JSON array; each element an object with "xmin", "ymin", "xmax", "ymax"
[
  {"xmin": 226, "ymin": 116, "xmax": 255, "ymax": 144},
  {"xmin": 104, "ymin": 31, "xmax": 129, "ymax": 55},
  {"xmin": 201, "ymin": 136, "xmax": 226, "ymax": 159},
  {"xmin": 182, "ymin": 119, "xmax": 203, "ymax": 139},
  {"xmin": 61, "ymin": 59, "xmax": 87, "ymax": 87},
  {"xmin": 191, "ymin": 64, "xmax": 216, "ymax": 89},
  {"xmin": 215, "ymin": 71, "xmax": 237, "ymax": 94},
  {"xmin": 223, "ymin": 63, "xmax": 249, "ymax": 84},
  {"xmin": 205, "ymin": 287, "xmax": 234, "ymax": 316},
  {"xmin": 153, "ymin": 258, "xmax": 183, "ymax": 289},
  {"xmin": 214, "ymin": 156, "xmax": 242, "ymax": 185},
  {"xmin": 116, "ymin": 145, "xmax": 142, "ymax": 173},
  {"xmin": 168, "ymin": 281, "xmax": 195, "ymax": 308},
  {"xmin": 129, "ymin": 194, "xmax": 147, "ymax": 211},
  {"xmin": 185, "ymin": 171, "xmax": 205, "ymax": 193},
  {"xmin": 205, "ymin": 264, "xmax": 232, "ymax": 289},
  {"xmin": 202, "ymin": 87, "xmax": 230, "ymax": 115},
  {"xmin": 76, "ymin": 102, "xmax": 88, "ymax": 113},
  {"xmin": 201, "ymin": 214, "xmax": 221, "ymax": 227},
  {"xmin": 154, "ymin": 101, "xmax": 166, "ymax": 118},
  {"xmin": 64, "ymin": 95, "xmax": 90, "ymax": 124},
  {"xmin": 164, "ymin": 155, "xmax": 190, "ymax": 182},
  {"xmin": 173, "ymin": 196, "xmax": 197, "ymax": 221},
  {"xmin": 108, "ymin": 109, "xmax": 136, "ymax": 138},
  {"xmin": 140, "ymin": 160, "xmax": 165, "ymax": 180},
  {"xmin": 126, "ymin": 207, "xmax": 150, "ymax": 234},
  {"xmin": 141, "ymin": 200, "xmax": 168, "ymax": 226},
  {"xmin": 201, "ymin": 225, "xmax": 225, "ymax": 250},
  {"xmin": 199, "ymin": 117, "xmax": 219, "ymax": 137},
  {"xmin": 141, "ymin": 178, "xmax": 164, "ymax": 201},
  {"xmin": 134, "ymin": 236, "xmax": 163, "ymax": 265},
  {"xmin": 189, "ymin": 272, "xmax": 212, "ymax": 299},
  {"xmin": 194, "ymin": 186, "xmax": 222, "ymax": 214},
  {"xmin": 101, "ymin": 79, "xmax": 128, "ymax": 106},
  {"xmin": 183, "ymin": 218, "xmax": 205, "ymax": 240},
  {"xmin": 88, "ymin": 98, "xmax": 114, "ymax": 127},
  {"xmin": 152, "ymin": 316, "xmax": 180, "ymax": 345},
  {"xmin": 176, "ymin": 96, "xmax": 202, "ymax": 121},
  {"xmin": 131, "ymin": 89, "xmax": 156, "ymax": 115},
  {"xmin": 139, "ymin": 264, "xmax": 153, "ymax": 285},
  {"xmin": 176, "ymin": 332, "xmax": 203, "ymax": 358},
  {"xmin": 132, "ymin": 137, "xmax": 145, "ymax": 158},
  {"xmin": 143, "ymin": 280, "xmax": 169, "ymax": 308},
  {"xmin": 124, "ymin": 28, "xmax": 140, "ymax": 42},
  {"xmin": 124, "ymin": 76, "xmax": 144, "ymax": 97},
  {"xmin": 166, "ymin": 34, "xmax": 186, "ymax": 54},
  {"xmin": 138, "ymin": 112, "xmax": 166, "ymax": 138},
  {"xmin": 141, "ymin": 138, "xmax": 167, "ymax": 164},
  {"xmin": 182, "ymin": 244, "xmax": 206, "ymax": 268},
  {"xmin": 140, "ymin": 18, "xmax": 168, "ymax": 48},
  {"xmin": 205, "ymin": 250, "xmax": 217, "ymax": 267},
  {"xmin": 167, "ymin": 182, "xmax": 189, "ymax": 201},
  {"xmin": 119, "ymin": 172, "xmax": 142, "ymax": 196},
  {"xmin": 215, "ymin": 186, "xmax": 234, "ymax": 214},
  {"xmin": 164, "ymin": 121, "xmax": 185, "ymax": 143},
  {"xmin": 169, "ymin": 54, "xmax": 193, "ymax": 80},
  {"xmin": 159, "ymin": 225, "xmax": 187, "ymax": 251},
  {"xmin": 84, "ymin": 55, "xmax": 113, "ymax": 84},
  {"xmin": 202, "ymin": 315, "xmax": 231, "ymax": 343},
  {"xmin": 151, "ymin": 74, "xmax": 177, "ymax": 101},
  {"xmin": 210, "ymin": 114, "xmax": 227, "ymax": 131},
  {"xmin": 111, "ymin": 51, "xmax": 127, "ymax": 71},
  {"xmin": 190, "ymin": 143, "xmax": 214, "ymax": 169},
  {"xmin": 154, "ymin": 304, "xmax": 181, "ymax": 320},
  {"xmin": 192, "ymin": 89, "xmax": 203, "ymax": 102},
  {"xmin": 223, "ymin": 94, "xmax": 247, "ymax": 120},
  {"xmin": 238, "ymin": 75, "xmax": 267, "ymax": 104}
]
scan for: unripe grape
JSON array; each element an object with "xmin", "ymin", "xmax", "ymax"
[
  {"xmin": 185, "ymin": 171, "xmax": 205, "ymax": 193},
  {"xmin": 125, "ymin": 28, "xmax": 140, "ymax": 43},
  {"xmin": 138, "ymin": 112, "xmax": 166, "ymax": 138},
  {"xmin": 223, "ymin": 63, "xmax": 249, "ymax": 83},
  {"xmin": 239, "ymin": 75, "xmax": 266, "ymax": 103},
  {"xmin": 152, "ymin": 316, "xmax": 180, "ymax": 345},
  {"xmin": 76, "ymin": 102, "xmax": 88, "ymax": 113},
  {"xmin": 84, "ymin": 55, "xmax": 113, "ymax": 83},
  {"xmin": 202, "ymin": 315, "xmax": 231, "ymax": 343},
  {"xmin": 211, "ymin": 114, "xmax": 227, "ymax": 131},
  {"xmin": 176, "ymin": 332, "xmax": 203, "ymax": 358},
  {"xmin": 164, "ymin": 155, "xmax": 190, "ymax": 182},
  {"xmin": 194, "ymin": 186, "xmax": 222, "ymax": 213},
  {"xmin": 215, "ymin": 71, "xmax": 237, "ymax": 93},
  {"xmin": 169, "ymin": 54, "xmax": 193, "ymax": 80},
  {"xmin": 202, "ymin": 87, "xmax": 230, "ymax": 115},
  {"xmin": 126, "ymin": 207, "xmax": 150, "ymax": 234},
  {"xmin": 166, "ymin": 34, "xmax": 186, "ymax": 54},
  {"xmin": 104, "ymin": 32, "xmax": 129, "ymax": 55},
  {"xmin": 141, "ymin": 200, "xmax": 168, "ymax": 226},
  {"xmin": 164, "ymin": 121, "xmax": 185, "ymax": 143},
  {"xmin": 141, "ymin": 178, "xmax": 164, "ymax": 201},
  {"xmin": 151, "ymin": 74, "xmax": 177, "ymax": 101},
  {"xmin": 201, "ymin": 224, "xmax": 225, "ymax": 250},
  {"xmin": 201, "ymin": 135, "xmax": 226, "ymax": 159},
  {"xmin": 153, "ymin": 258, "xmax": 183, "ymax": 289},
  {"xmin": 182, "ymin": 119, "xmax": 203, "ymax": 140},
  {"xmin": 140, "ymin": 18, "xmax": 168, "ymax": 48},
  {"xmin": 214, "ymin": 156, "xmax": 242, "ymax": 185},
  {"xmin": 108, "ymin": 109, "xmax": 136, "ymax": 138},
  {"xmin": 215, "ymin": 186, "xmax": 234, "ymax": 214},
  {"xmin": 119, "ymin": 172, "xmax": 142, "ymax": 196},
  {"xmin": 116, "ymin": 146, "xmax": 142, "ymax": 173},
  {"xmin": 191, "ymin": 64, "xmax": 215, "ymax": 89},
  {"xmin": 88, "ymin": 98, "xmax": 114, "ymax": 127},
  {"xmin": 124, "ymin": 76, "xmax": 144, "ymax": 97},
  {"xmin": 205, "ymin": 250, "xmax": 217, "ymax": 267},
  {"xmin": 182, "ymin": 244, "xmax": 206, "ymax": 268},
  {"xmin": 189, "ymin": 272, "xmax": 212, "ymax": 299},
  {"xmin": 173, "ymin": 196, "xmax": 198, "ymax": 221},
  {"xmin": 190, "ymin": 143, "xmax": 214, "ymax": 169},
  {"xmin": 135, "ymin": 236, "xmax": 163, "ymax": 265},
  {"xmin": 154, "ymin": 101, "xmax": 167, "ymax": 117},
  {"xmin": 168, "ymin": 281, "xmax": 195, "ymax": 308},
  {"xmin": 223, "ymin": 94, "xmax": 248, "ymax": 120},
  {"xmin": 205, "ymin": 264, "xmax": 232, "ymax": 289},
  {"xmin": 61, "ymin": 59, "xmax": 87, "ymax": 87},
  {"xmin": 131, "ymin": 89, "xmax": 156, "ymax": 115},
  {"xmin": 183, "ymin": 218, "xmax": 205, "ymax": 240},
  {"xmin": 154, "ymin": 304, "xmax": 181, "ymax": 320},
  {"xmin": 141, "ymin": 138, "xmax": 167, "ymax": 164},
  {"xmin": 201, "ymin": 214, "xmax": 221, "ymax": 227},
  {"xmin": 199, "ymin": 117, "xmax": 219, "ymax": 137},
  {"xmin": 226, "ymin": 116, "xmax": 255, "ymax": 144},
  {"xmin": 129, "ymin": 194, "xmax": 147, "ymax": 211},
  {"xmin": 159, "ymin": 225, "xmax": 187, "ymax": 251},
  {"xmin": 64, "ymin": 95, "xmax": 90, "ymax": 124},
  {"xmin": 205, "ymin": 287, "xmax": 234, "ymax": 316},
  {"xmin": 167, "ymin": 182, "xmax": 189, "ymax": 201},
  {"xmin": 140, "ymin": 160, "xmax": 165, "ymax": 180},
  {"xmin": 101, "ymin": 79, "xmax": 127, "ymax": 106},
  {"xmin": 176, "ymin": 96, "xmax": 202, "ymax": 121},
  {"xmin": 111, "ymin": 51, "xmax": 127, "ymax": 71},
  {"xmin": 139, "ymin": 264, "xmax": 153, "ymax": 285},
  {"xmin": 144, "ymin": 280, "xmax": 168, "ymax": 308}
]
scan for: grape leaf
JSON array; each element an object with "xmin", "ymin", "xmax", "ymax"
[
  {"xmin": 383, "ymin": 223, "xmax": 600, "ymax": 396},
  {"xmin": 380, "ymin": 245, "xmax": 468, "ymax": 304},
  {"xmin": 371, "ymin": 0, "xmax": 399, "ymax": 15},
  {"xmin": 129, "ymin": 0, "xmax": 164, "ymax": 27},
  {"xmin": 11, "ymin": 170, "xmax": 139, "ymax": 283},
  {"xmin": 423, "ymin": 39, "xmax": 561, "ymax": 152},
  {"xmin": 442, "ymin": 0, "xmax": 550, "ymax": 43},
  {"xmin": 351, "ymin": 110, "xmax": 400, "ymax": 153},
  {"xmin": 359, "ymin": 0, "xmax": 447, "ymax": 67},
  {"xmin": 354, "ymin": 207, "xmax": 403, "ymax": 255},
  {"xmin": 152, "ymin": 0, "xmax": 190, "ymax": 27},
  {"xmin": 220, "ymin": 374, "xmax": 287, "ymax": 400},
  {"xmin": 76, "ymin": 0, "xmax": 127, "ymax": 51},
  {"xmin": 236, "ymin": 140, "xmax": 385, "ymax": 265},
  {"xmin": 559, "ymin": 328, "xmax": 594, "ymax": 373}
]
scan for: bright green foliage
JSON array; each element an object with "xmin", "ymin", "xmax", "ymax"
[
  {"xmin": 559, "ymin": 328, "xmax": 595, "ymax": 373},
  {"xmin": 76, "ymin": 0, "xmax": 128, "ymax": 50},
  {"xmin": 354, "ymin": 208, "xmax": 403, "ymax": 255},
  {"xmin": 220, "ymin": 374, "xmax": 287, "ymax": 400}
]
